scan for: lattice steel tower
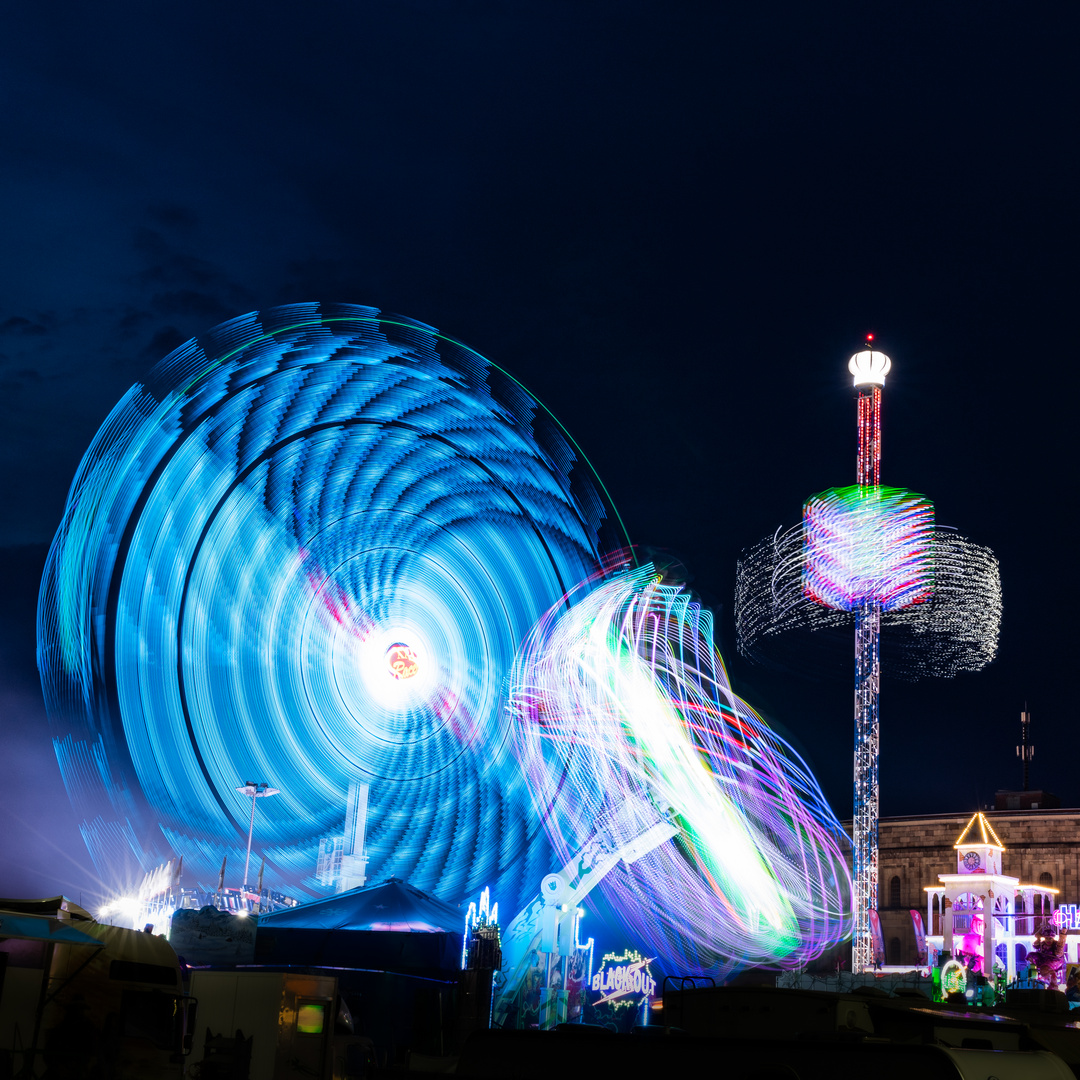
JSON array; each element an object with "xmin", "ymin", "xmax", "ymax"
[{"xmin": 849, "ymin": 339, "xmax": 890, "ymax": 973}]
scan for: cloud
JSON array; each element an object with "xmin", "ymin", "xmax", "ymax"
[
  {"xmin": 146, "ymin": 203, "xmax": 199, "ymax": 231},
  {"xmin": 0, "ymin": 316, "xmax": 49, "ymax": 336},
  {"xmin": 0, "ymin": 206, "xmax": 260, "ymax": 545}
]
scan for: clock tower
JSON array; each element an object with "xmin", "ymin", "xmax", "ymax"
[{"xmin": 954, "ymin": 812, "xmax": 1004, "ymax": 877}]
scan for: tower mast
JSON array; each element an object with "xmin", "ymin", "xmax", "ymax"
[
  {"xmin": 1018, "ymin": 705, "xmax": 1033, "ymax": 792},
  {"xmin": 849, "ymin": 336, "xmax": 890, "ymax": 974}
]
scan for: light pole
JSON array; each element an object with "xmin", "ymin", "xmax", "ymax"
[{"xmin": 237, "ymin": 781, "xmax": 280, "ymax": 893}]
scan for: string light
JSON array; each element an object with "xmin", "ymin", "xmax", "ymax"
[{"xmin": 735, "ymin": 524, "xmax": 1001, "ymax": 679}]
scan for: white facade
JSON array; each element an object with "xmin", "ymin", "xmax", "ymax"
[{"xmin": 924, "ymin": 812, "xmax": 1057, "ymax": 981}]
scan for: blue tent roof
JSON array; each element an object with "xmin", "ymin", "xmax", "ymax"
[
  {"xmin": 258, "ymin": 877, "xmax": 462, "ymax": 933},
  {"xmin": 0, "ymin": 910, "xmax": 103, "ymax": 946}
]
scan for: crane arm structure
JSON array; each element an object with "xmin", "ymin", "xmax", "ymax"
[{"xmin": 492, "ymin": 795, "xmax": 676, "ymax": 1027}]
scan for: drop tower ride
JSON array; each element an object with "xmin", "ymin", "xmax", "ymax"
[
  {"xmin": 849, "ymin": 338, "xmax": 889, "ymax": 974},
  {"xmin": 734, "ymin": 338, "xmax": 1002, "ymax": 975}
]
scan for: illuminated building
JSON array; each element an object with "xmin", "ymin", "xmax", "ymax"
[{"xmin": 874, "ymin": 807, "xmax": 1080, "ymax": 970}]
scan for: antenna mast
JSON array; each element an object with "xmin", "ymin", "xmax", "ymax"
[{"xmin": 1017, "ymin": 706, "xmax": 1033, "ymax": 792}]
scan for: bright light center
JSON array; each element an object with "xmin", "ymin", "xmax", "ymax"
[{"xmin": 351, "ymin": 623, "xmax": 434, "ymax": 709}]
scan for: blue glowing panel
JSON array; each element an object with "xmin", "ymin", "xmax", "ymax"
[{"xmin": 39, "ymin": 304, "xmax": 614, "ymax": 909}]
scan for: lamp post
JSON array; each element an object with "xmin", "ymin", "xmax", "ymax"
[{"xmin": 237, "ymin": 781, "xmax": 280, "ymax": 893}]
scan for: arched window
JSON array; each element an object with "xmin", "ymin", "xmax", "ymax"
[
  {"xmin": 889, "ymin": 876, "xmax": 901, "ymax": 908},
  {"xmin": 1039, "ymin": 871, "xmax": 1053, "ymax": 887},
  {"xmin": 888, "ymin": 937, "xmax": 901, "ymax": 965},
  {"xmin": 1016, "ymin": 895, "xmax": 1031, "ymax": 935}
]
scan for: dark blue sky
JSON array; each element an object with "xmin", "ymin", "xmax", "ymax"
[{"xmin": 1, "ymin": 0, "xmax": 1075, "ymax": 901}]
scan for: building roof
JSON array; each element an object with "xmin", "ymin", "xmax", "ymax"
[{"xmin": 954, "ymin": 812, "xmax": 1004, "ymax": 850}]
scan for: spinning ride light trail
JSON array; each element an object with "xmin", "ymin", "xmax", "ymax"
[
  {"xmin": 38, "ymin": 303, "xmax": 624, "ymax": 910},
  {"xmin": 802, "ymin": 486, "xmax": 935, "ymax": 614},
  {"xmin": 507, "ymin": 566, "xmax": 853, "ymax": 979},
  {"xmin": 735, "ymin": 523, "xmax": 1000, "ymax": 680},
  {"xmin": 733, "ymin": 340, "xmax": 1002, "ymax": 973}
]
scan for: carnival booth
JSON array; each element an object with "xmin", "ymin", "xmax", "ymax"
[{"xmin": 925, "ymin": 813, "xmax": 1058, "ymax": 983}]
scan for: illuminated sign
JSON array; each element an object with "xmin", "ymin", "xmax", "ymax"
[
  {"xmin": 386, "ymin": 642, "xmax": 419, "ymax": 680},
  {"xmin": 296, "ymin": 1001, "xmax": 326, "ymax": 1035},
  {"xmin": 1053, "ymin": 905, "xmax": 1080, "ymax": 930},
  {"xmin": 941, "ymin": 958, "xmax": 967, "ymax": 997},
  {"xmin": 590, "ymin": 949, "xmax": 656, "ymax": 1006}
]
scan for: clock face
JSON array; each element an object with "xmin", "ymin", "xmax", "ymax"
[{"xmin": 963, "ymin": 851, "xmax": 982, "ymax": 870}]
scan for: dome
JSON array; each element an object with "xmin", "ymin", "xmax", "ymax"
[{"xmin": 848, "ymin": 349, "xmax": 892, "ymax": 388}]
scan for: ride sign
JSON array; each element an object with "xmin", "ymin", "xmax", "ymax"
[{"xmin": 590, "ymin": 949, "xmax": 656, "ymax": 1006}]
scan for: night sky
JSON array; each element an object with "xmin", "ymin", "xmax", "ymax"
[{"xmin": 1, "ymin": 1, "xmax": 1075, "ymax": 903}]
